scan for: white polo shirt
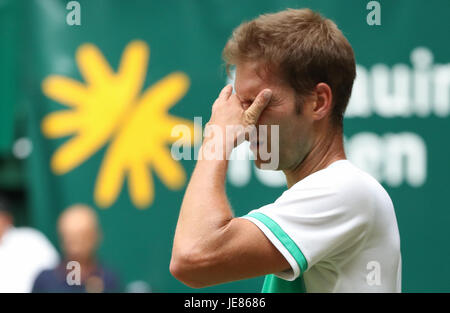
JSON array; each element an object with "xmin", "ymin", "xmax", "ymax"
[
  {"xmin": 241, "ymin": 159, "xmax": 401, "ymax": 293},
  {"xmin": 0, "ymin": 227, "xmax": 59, "ymax": 292}
]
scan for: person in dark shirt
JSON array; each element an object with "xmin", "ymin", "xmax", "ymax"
[
  {"xmin": 32, "ymin": 204, "xmax": 120, "ymax": 293},
  {"xmin": 32, "ymin": 261, "xmax": 119, "ymax": 293}
]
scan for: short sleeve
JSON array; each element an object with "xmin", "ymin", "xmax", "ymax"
[{"xmin": 240, "ymin": 181, "xmax": 373, "ymax": 281}]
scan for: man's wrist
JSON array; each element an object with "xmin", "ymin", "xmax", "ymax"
[{"xmin": 199, "ymin": 134, "xmax": 234, "ymax": 161}]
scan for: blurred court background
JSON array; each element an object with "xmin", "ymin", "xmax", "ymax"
[{"xmin": 0, "ymin": 0, "xmax": 449, "ymax": 292}]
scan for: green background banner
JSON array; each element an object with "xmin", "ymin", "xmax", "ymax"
[{"xmin": 1, "ymin": 0, "xmax": 449, "ymax": 292}]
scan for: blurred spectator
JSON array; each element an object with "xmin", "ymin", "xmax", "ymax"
[
  {"xmin": 0, "ymin": 193, "xmax": 59, "ymax": 292},
  {"xmin": 32, "ymin": 204, "xmax": 120, "ymax": 293}
]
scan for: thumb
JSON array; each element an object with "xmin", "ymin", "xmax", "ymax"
[{"xmin": 244, "ymin": 89, "xmax": 272, "ymax": 125}]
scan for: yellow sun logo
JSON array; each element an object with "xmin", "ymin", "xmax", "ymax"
[{"xmin": 42, "ymin": 40, "xmax": 196, "ymax": 209}]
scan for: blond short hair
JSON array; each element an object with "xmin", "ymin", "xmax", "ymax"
[{"xmin": 223, "ymin": 8, "xmax": 356, "ymax": 128}]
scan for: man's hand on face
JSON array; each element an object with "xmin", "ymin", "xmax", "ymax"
[{"xmin": 202, "ymin": 84, "xmax": 272, "ymax": 159}]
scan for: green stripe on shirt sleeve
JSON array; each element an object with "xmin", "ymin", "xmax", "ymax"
[{"xmin": 244, "ymin": 212, "xmax": 308, "ymax": 274}]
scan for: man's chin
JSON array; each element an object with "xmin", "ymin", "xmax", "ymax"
[{"xmin": 253, "ymin": 158, "xmax": 280, "ymax": 171}]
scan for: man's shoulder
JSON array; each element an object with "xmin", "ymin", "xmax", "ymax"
[
  {"xmin": 300, "ymin": 160, "xmax": 386, "ymax": 194},
  {"xmin": 331, "ymin": 160, "xmax": 393, "ymax": 206},
  {"xmin": 285, "ymin": 160, "xmax": 392, "ymax": 212},
  {"xmin": 33, "ymin": 266, "xmax": 62, "ymax": 286}
]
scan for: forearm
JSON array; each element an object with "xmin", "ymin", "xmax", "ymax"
[{"xmin": 172, "ymin": 143, "xmax": 233, "ymax": 259}]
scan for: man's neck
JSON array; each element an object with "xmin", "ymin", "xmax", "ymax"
[{"xmin": 283, "ymin": 127, "xmax": 346, "ymax": 188}]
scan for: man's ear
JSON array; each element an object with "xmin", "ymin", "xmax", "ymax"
[{"xmin": 312, "ymin": 83, "xmax": 333, "ymax": 121}]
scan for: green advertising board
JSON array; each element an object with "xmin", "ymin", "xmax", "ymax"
[{"xmin": 1, "ymin": 0, "xmax": 449, "ymax": 292}]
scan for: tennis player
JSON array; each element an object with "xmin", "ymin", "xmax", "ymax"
[{"xmin": 170, "ymin": 8, "xmax": 401, "ymax": 293}]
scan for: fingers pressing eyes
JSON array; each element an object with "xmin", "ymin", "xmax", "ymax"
[{"xmin": 243, "ymin": 89, "xmax": 272, "ymax": 125}]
